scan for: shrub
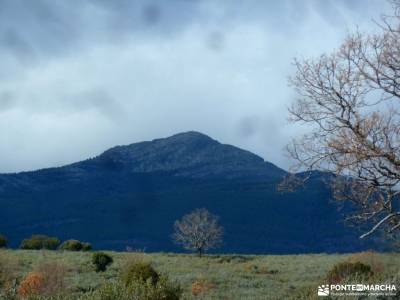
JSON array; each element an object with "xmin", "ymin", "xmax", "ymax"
[
  {"xmin": 80, "ymin": 281, "xmax": 131, "ymax": 300},
  {"xmin": 326, "ymin": 261, "xmax": 373, "ymax": 283},
  {"xmin": 92, "ymin": 252, "xmax": 113, "ymax": 272},
  {"xmin": 59, "ymin": 239, "xmax": 92, "ymax": 251},
  {"xmin": 20, "ymin": 235, "xmax": 60, "ymax": 250},
  {"xmin": 82, "ymin": 276, "xmax": 182, "ymax": 300},
  {"xmin": 16, "ymin": 262, "xmax": 68, "ymax": 298},
  {"xmin": 0, "ymin": 235, "xmax": 7, "ymax": 248},
  {"xmin": 121, "ymin": 262, "xmax": 160, "ymax": 286},
  {"xmin": 36, "ymin": 262, "xmax": 68, "ymax": 296},
  {"xmin": 59, "ymin": 239, "xmax": 83, "ymax": 251},
  {"xmin": 150, "ymin": 276, "xmax": 182, "ymax": 300},
  {"xmin": 191, "ymin": 280, "xmax": 215, "ymax": 296},
  {"xmin": 348, "ymin": 251, "xmax": 384, "ymax": 274},
  {"xmin": 82, "ymin": 242, "xmax": 92, "ymax": 251},
  {"xmin": 18, "ymin": 272, "xmax": 45, "ymax": 297}
]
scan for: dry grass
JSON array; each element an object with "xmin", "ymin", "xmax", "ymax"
[
  {"xmin": 191, "ymin": 277, "xmax": 215, "ymax": 297},
  {"xmin": 0, "ymin": 249, "xmax": 399, "ymax": 299},
  {"xmin": 36, "ymin": 262, "xmax": 69, "ymax": 296},
  {"xmin": 0, "ymin": 251, "xmax": 19, "ymax": 284},
  {"xmin": 347, "ymin": 251, "xmax": 385, "ymax": 274}
]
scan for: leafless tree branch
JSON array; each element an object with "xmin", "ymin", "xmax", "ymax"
[{"xmin": 286, "ymin": 1, "xmax": 400, "ymax": 240}]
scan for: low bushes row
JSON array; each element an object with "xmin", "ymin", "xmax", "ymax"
[
  {"xmin": 59, "ymin": 239, "xmax": 92, "ymax": 251},
  {"xmin": 20, "ymin": 235, "xmax": 61, "ymax": 250},
  {"xmin": 0, "ymin": 234, "xmax": 93, "ymax": 251}
]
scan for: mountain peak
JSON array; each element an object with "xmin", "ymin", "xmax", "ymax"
[
  {"xmin": 96, "ymin": 132, "xmax": 286, "ymax": 179},
  {"xmin": 166, "ymin": 131, "xmax": 216, "ymax": 141},
  {"xmin": 151, "ymin": 131, "xmax": 218, "ymax": 148}
]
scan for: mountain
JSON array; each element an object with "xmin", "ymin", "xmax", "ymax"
[
  {"xmin": 96, "ymin": 132, "xmax": 286, "ymax": 179},
  {"xmin": 0, "ymin": 132, "xmax": 381, "ymax": 253}
]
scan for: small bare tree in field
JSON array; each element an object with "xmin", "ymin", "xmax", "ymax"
[
  {"xmin": 172, "ymin": 208, "xmax": 223, "ymax": 257},
  {"xmin": 287, "ymin": 1, "xmax": 400, "ymax": 239}
]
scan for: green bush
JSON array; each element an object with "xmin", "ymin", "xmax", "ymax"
[
  {"xmin": 326, "ymin": 261, "xmax": 373, "ymax": 283},
  {"xmin": 92, "ymin": 252, "xmax": 113, "ymax": 272},
  {"xmin": 121, "ymin": 262, "xmax": 160, "ymax": 286},
  {"xmin": 82, "ymin": 277, "xmax": 182, "ymax": 300},
  {"xmin": 59, "ymin": 239, "xmax": 92, "ymax": 251},
  {"xmin": 59, "ymin": 239, "xmax": 82, "ymax": 251},
  {"xmin": 20, "ymin": 235, "xmax": 60, "ymax": 250},
  {"xmin": 142, "ymin": 276, "xmax": 182, "ymax": 300},
  {"xmin": 82, "ymin": 242, "xmax": 92, "ymax": 251},
  {"xmin": 0, "ymin": 235, "xmax": 7, "ymax": 248},
  {"xmin": 80, "ymin": 281, "xmax": 131, "ymax": 300}
]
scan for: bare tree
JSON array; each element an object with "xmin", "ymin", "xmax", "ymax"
[
  {"xmin": 172, "ymin": 208, "xmax": 223, "ymax": 257},
  {"xmin": 287, "ymin": 1, "xmax": 400, "ymax": 240}
]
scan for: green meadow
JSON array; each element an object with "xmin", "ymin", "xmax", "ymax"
[{"xmin": 1, "ymin": 250, "xmax": 399, "ymax": 299}]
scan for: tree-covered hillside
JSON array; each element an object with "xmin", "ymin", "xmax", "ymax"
[{"xmin": 0, "ymin": 132, "xmax": 381, "ymax": 253}]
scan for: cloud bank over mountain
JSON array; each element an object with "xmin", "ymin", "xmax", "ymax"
[{"xmin": 0, "ymin": 0, "xmax": 391, "ymax": 172}]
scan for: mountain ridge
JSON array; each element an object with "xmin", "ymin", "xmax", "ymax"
[
  {"xmin": 92, "ymin": 131, "xmax": 286, "ymax": 179},
  {"xmin": 0, "ymin": 131, "xmax": 286, "ymax": 179},
  {"xmin": 0, "ymin": 131, "xmax": 382, "ymax": 253}
]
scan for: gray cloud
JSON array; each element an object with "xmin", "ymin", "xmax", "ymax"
[
  {"xmin": 0, "ymin": 0, "xmax": 393, "ymax": 172},
  {"xmin": 0, "ymin": 91, "xmax": 15, "ymax": 111}
]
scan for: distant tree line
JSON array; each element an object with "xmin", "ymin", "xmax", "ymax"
[
  {"xmin": 0, "ymin": 208, "xmax": 224, "ymax": 257},
  {"xmin": 0, "ymin": 234, "xmax": 92, "ymax": 251}
]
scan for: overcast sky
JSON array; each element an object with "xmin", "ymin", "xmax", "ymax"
[{"xmin": 0, "ymin": 0, "xmax": 393, "ymax": 173}]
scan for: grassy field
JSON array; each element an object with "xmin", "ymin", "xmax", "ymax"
[{"xmin": 0, "ymin": 250, "xmax": 399, "ymax": 299}]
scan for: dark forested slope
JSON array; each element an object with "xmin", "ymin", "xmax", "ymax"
[{"xmin": 0, "ymin": 132, "xmax": 380, "ymax": 253}]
